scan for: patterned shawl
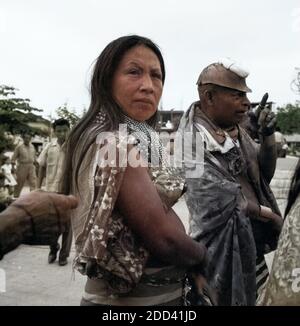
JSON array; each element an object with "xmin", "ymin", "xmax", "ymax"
[
  {"xmin": 261, "ymin": 195, "xmax": 300, "ymax": 305},
  {"xmin": 71, "ymin": 115, "xmax": 173, "ymax": 294}
]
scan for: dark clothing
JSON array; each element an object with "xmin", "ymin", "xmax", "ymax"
[
  {"xmin": 179, "ymin": 103, "xmax": 280, "ymax": 305},
  {"xmin": 50, "ymin": 221, "xmax": 72, "ymax": 260}
]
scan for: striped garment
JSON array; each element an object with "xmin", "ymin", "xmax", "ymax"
[{"xmin": 256, "ymin": 256, "xmax": 269, "ymax": 302}]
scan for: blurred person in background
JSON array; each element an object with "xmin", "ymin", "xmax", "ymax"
[
  {"xmin": 37, "ymin": 118, "xmax": 72, "ymax": 266},
  {"xmin": 11, "ymin": 132, "xmax": 37, "ymax": 197}
]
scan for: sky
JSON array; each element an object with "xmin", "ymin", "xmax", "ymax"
[{"xmin": 1, "ymin": 0, "xmax": 300, "ymax": 119}]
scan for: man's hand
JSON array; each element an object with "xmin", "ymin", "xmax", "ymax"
[
  {"xmin": 188, "ymin": 273, "xmax": 218, "ymax": 306},
  {"xmin": 10, "ymin": 191, "xmax": 78, "ymax": 245},
  {"xmin": 258, "ymin": 205, "xmax": 283, "ymax": 233},
  {"xmin": 255, "ymin": 93, "xmax": 276, "ymax": 136}
]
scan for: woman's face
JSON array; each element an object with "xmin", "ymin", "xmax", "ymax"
[{"xmin": 112, "ymin": 45, "xmax": 163, "ymax": 122}]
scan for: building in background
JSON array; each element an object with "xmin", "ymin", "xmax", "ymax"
[{"xmin": 157, "ymin": 109, "xmax": 184, "ymax": 132}]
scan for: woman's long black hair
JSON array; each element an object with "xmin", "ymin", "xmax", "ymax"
[
  {"xmin": 61, "ymin": 35, "xmax": 165, "ymax": 195},
  {"xmin": 285, "ymin": 159, "xmax": 300, "ymax": 218}
]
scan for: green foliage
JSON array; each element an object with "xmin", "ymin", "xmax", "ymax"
[
  {"xmin": 0, "ymin": 85, "xmax": 43, "ymax": 134},
  {"xmin": 0, "ymin": 126, "xmax": 14, "ymax": 155},
  {"xmin": 55, "ymin": 103, "xmax": 80, "ymax": 127},
  {"xmin": 276, "ymin": 103, "xmax": 300, "ymax": 134},
  {"xmin": 0, "ymin": 85, "xmax": 47, "ymax": 153},
  {"xmin": 0, "ymin": 85, "xmax": 42, "ymax": 114}
]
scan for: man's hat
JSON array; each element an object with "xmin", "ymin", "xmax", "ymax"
[{"xmin": 197, "ymin": 58, "xmax": 252, "ymax": 93}]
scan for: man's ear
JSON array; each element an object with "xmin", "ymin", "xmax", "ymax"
[{"xmin": 204, "ymin": 89, "xmax": 214, "ymax": 106}]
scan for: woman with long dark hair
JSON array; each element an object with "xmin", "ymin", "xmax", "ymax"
[
  {"xmin": 62, "ymin": 35, "xmax": 208, "ymax": 306},
  {"xmin": 261, "ymin": 158, "xmax": 300, "ymax": 305}
]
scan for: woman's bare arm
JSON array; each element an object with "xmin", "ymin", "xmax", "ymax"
[{"xmin": 116, "ymin": 164, "xmax": 206, "ymax": 270}]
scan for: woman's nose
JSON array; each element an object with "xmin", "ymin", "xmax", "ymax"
[{"xmin": 140, "ymin": 74, "xmax": 154, "ymax": 93}]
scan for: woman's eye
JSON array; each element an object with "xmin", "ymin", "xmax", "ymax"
[
  {"xmin": 152, "ymin": 72, "xmax": 162, "ymax": 80},
  {"xmin": 128, "ymin": 69, "xmax": 140, "ymax": 75}
]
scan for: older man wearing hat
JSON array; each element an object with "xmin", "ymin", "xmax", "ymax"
[{"xmin": 179, "ymin": 59, "xmax": 282, "ymax": 306}]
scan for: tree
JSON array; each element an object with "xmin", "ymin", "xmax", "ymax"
[
  {"xmin": 0, "ymin": 85, "xmax": 46, "ymax": 153},
  {"xmin": 276, "ymin": 103, "xmax": 300, "ymax": 134},
  {"xmin": 55, "ymin": 103, "xmax": 80, "ymax": 127},
  {"xmin": 291, "ymin": 67, "xmax": 300, "ymax": 97},
  {"xmin": 0, "ymin": 85, "xmax": 44, "ymax": 133}
]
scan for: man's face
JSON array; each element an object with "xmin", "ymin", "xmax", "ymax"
[
  {"xmin": 23, "ymin": 134, "xmax": 31, "ymax": 145},
  {"xmin": 54, "ymin": 125, "xmax": 69, "ymax": 143},
  {"xmin": 211, "ymin": 87, "xmax": 251, "ymax": 128}
]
